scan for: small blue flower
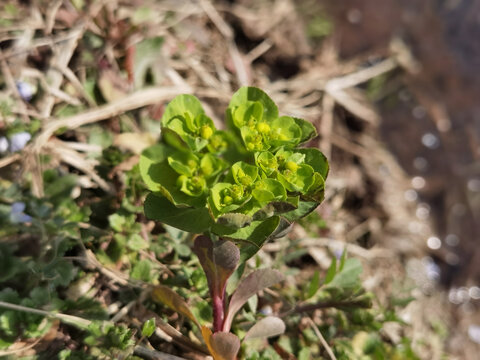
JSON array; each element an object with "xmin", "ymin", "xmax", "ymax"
[
  {"xmin": 16, "ymin": 81, "xmax": 34, "ymax": 102},
  {"xmin": 10, "ymin": 202, "xmax": 32, "ymax": 223},
  {"xmin": 9, "ymin": 132, "xmax": 31, "ymax": 152}
]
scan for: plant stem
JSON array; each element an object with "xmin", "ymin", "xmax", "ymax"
[{"xmin": 212, "ymin": 293, "xmax": 224, "ymax": 333}]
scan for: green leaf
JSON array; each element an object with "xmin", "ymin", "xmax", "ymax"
[
  {"xmin": 297, "ymin": 148, "xmax": 329, "ymax": 180},
  {"xmin": 193, "ymin": 236, "xmax": 240, "ymax": 298},
  {"xmin": 108, "ymin": 213, "xmax": 126, "ymax": 232},
  {"xmin": 127, "ymin": 234, "xmax": 149, "ymax": 251},
  {"xmin": 281, "ymin": 200, "xmax": 319, "ymax": 223},
  {"xmin": 255, "ymin": 151, "xmax": 278, "ymax": 176},
  {"xmin": 151, "ymin": 285, "xmax": 200, "ymax": 328},
  {"xmin": 227, "ymin": 87, "xmax": 279, "ymax": 126},
  {"xmin": 162, "ymin": 94, "xmax": 205, "ymax": 129},
  {"xmin": 43, "ymin": 259, "xmax": 77, "ymax": 287},
  {"xmin": 167, "ymin": 150, "xmax": 199, "ymax": 177},
  {"xmin": 324, "ymin": 256, "xmax": 337, "ymax": 285},
  {"xmin": 142, "ymin": 318, "xmax": 156, "ymax": 337},
  {"xmin": 131, "ymin": 259, "xmax": 152, "ymax": 282},
  {"xmin": 269, "ymin": 116, "xmax": 302, "ymax": 149},
  {"xmin": 144, "ymin": 157, "xmax": 206, "ymax": 207},
  {"xmin": 306, "ymin": 270, "xmax": 321, "ymax": 299},
  {"xmin": 223, "ymin": 269, "xmax": 285, "ymax": 331},
  {"xmin": 277, "ymin": 163, "xmax": 315, "ymax": 193},
  {"xmin": 0, "ymin": 244, "xmax": 21, "ymax": 282},
  {"xmin": 214, "ymin": 216, "xmax": 280, "ymax": 248},
  {"xmin": 294, "ymin": 117, "xmax": 317, "ymax": 144},
  {"xmin": 200, "ymin": 153, "xmax": 228, "ymax": 179},
  {"xmin": 252, "ymin": 178, "xmax": 287, "ymax": 206},
  {"xmin": 328, "ymin": 258, "xmax": 363, "ymax": 289},
  {"xmin": 139, "ymin": 144, "xmax": 175, "ymax": 192},
  {"xmin": 208, "ymin": 183, "xmax": 251, "ymax": 217},
  {"xmin": 339, "ymin": 248, "xmax": 348, "ymax": 271},
  {"xmin": 161, "ymin": 95, "xmax": 215, "ymax": 152},
  {"xmin": 144, "ymin": 194, "xmax": 213, "ymax": 233},
  {"xmin": 231, "ymin": 162, "xmax": 258, "ymax": 186}
]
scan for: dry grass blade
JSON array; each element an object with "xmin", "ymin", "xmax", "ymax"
[
  {"xmin": 34, "ymin": 85, "xmax": 191, "ymax": 148},
  {"xmin": 38, "ymin": 24, "xmax": 85, "ymax": 118},
  {"xmin": 305, "ymin": 317, "xmax": 337, "ymax": 360}
]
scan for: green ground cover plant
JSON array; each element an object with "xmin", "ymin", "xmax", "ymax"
[{"xmin": 0, "ymin": 86, "xmax": 421, "ymax": 360}]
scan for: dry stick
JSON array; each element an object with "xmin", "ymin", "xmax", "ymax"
[
  {"xmin": 199, "ymin": 0, "xmax": 249, "ymax": 85},
  {"xmin": 56, "ymin": 65, "xmax": 96, "ymax": 107},
  {"xmin": 305, "ymin": 317, "xmax": 337, "ymax": 360},
  {"xmin": 0, "ymin": 28, "xmax": 85, "ymax": 61},
  {"xmin": 34, "ymin": 85, "xmax": 190, "ymax": 148},
  {"xmin": 0, "ymin": 337, "xmax": 42, "ymax": 357},
  {"xmin": 324, "ymin": 58, "xmax": 397, "ymax": 125},
  {"xmin": 245, "ymin": 39, "xmax": 273, "ymax": 63},
  {"xmin": 0, "ymin": 300, "xmax": 92, "ymax": 329},
  {"xmin": 320, "ymin": 94, "xmax": 335, "ymax": 160},
  {"xmin": 298, "ymin": 237, "xmax": 392, "ymax": 259},
  {"xmin": 0, "ymin": 48, "xmax": 29, "ymax": 123},
  {"xmin": 325, "ymin": 58, "xmax": 397, "ymax": 93},
  {"xmin": 133, "ymin": 346, "xmax": 189, "ymax": 360},
  {"xmin": 45, "ymin": 0, "xmax": 63, "ymax": 34},
  {"xmin": 38, "ymin": 24, "xmax": 85, "ymax": 119},
  {"xmin": 0, "ymin": 154, "xmax": 21, "ymax": 169},
  {"xmin": 0, "ymin": 301, "xmax": 191, "ymax": 360}
]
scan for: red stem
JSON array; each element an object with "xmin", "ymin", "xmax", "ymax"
[{"xmin": 212, "ymin": 292, "xmax": 224, "ymax": 333}]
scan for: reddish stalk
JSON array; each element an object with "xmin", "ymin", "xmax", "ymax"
[{"xmin": 212, "ymin": 293, "xmax": 225, "ymax": 333}]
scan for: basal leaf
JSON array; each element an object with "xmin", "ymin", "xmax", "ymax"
[
  {"xmin": 213, "ymin": 216, "xmax": 280, "ymax": 248},
  {"xmin": 151, "ymin": 285, "xmax": 200, "ymax": 328},
  {"xmin": 223, "ymin": 269, "xmax": 285, "ymax": 331},
  {"xmin": 193, "ymin": 236, "xmax": 240, "ymax": 298},
  {"xmin": 244, "ymin": 316, "xmax": 286, "ymax": 340},
  {"xmin": 201, "ymin": 326, "xmax": 240, "ymax": 360},
  {"xmin": 144, "ymin": 194, "xmax": 213, "ymax": 233}
]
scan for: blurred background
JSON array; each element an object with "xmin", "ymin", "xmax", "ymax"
[{"xmin": 0, "ymin": 0, "xmax": 479, "ymax": 359}]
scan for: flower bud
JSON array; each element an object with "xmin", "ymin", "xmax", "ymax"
[{"xmin": 200, "ymin": 125, "xmax": 213, "ymax": 139}]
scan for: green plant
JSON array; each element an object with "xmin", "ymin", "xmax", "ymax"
[{"xmin": 140, "ymin": 87, "xmax": 329, "ymax": 359}]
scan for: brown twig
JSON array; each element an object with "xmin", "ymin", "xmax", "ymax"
[{"xmin": 34, "ymin": 85, "xmax": 190, "ymax": 148}]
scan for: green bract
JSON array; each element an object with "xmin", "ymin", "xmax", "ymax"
[{"xmin": 140, "ymin": 87, "xmax": 329, "ymax": 260}]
